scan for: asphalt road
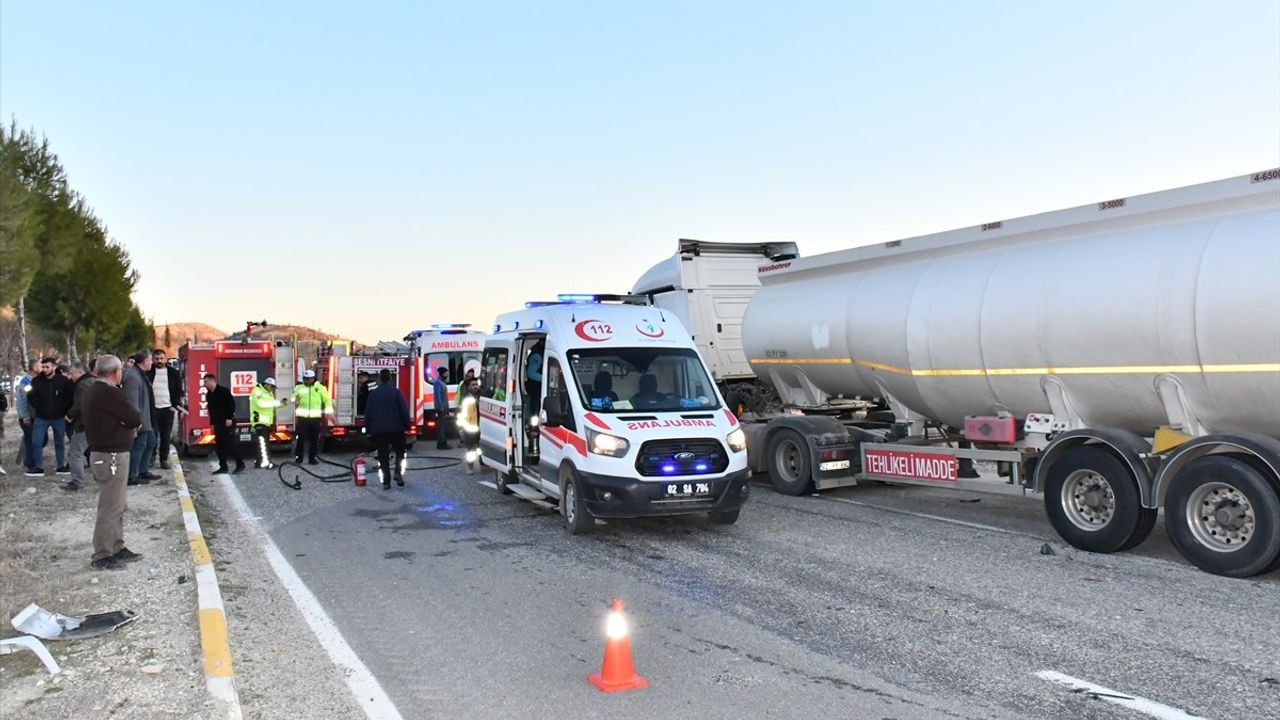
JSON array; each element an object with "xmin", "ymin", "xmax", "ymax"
[{"xmin": 210, "ymin": 447, "xmax": 1280, "ymax": 720}]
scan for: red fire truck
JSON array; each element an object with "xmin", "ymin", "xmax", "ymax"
[
  {"xmin": 317, "ymin": 350, "xmax": 419, "ymax": 447},
  {"xmin": 177, "ymin": 339, "xmax": 296, "ymax": 456},
  {"xmin": 405, "ymin": 325, "xmax": 486, "ymax": 437}
]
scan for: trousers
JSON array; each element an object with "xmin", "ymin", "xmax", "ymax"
[
  {"xmin": 295, "ymin": 418, "xmax": 322, "ymax": 461},
  {"xmin": 372, "ymin": 432, "xmax": 407, "ymax": 484},
  {"xmin": 69, "ymin": 431, "xmax": 90, "ymax": 487},
  {"xmin": 90, "ymin": 451, "xmax": 130, "ymax": 561}
]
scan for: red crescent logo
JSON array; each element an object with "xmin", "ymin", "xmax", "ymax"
[{"xmin": 636, "ymin": 322, "xmax": 665, "ymax": 338}]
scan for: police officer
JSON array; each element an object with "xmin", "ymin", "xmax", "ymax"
[
  {"xmin": 291, "ymin": 370, "xmax": 333, "ymax": 465},
  {"xmin": 249, "ymin": 377, "xmax": 286, "ymax": 469}
]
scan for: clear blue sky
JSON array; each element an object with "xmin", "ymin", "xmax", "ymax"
[{"xmin": 3, "ymin": 1, "xmax": 1278, "ymax": 343}]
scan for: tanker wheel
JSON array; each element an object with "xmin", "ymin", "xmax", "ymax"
[
  {"xmin": 1044, "ymin": 446, "xmax": 1152, "ymax": 554},
  {"xmin": 1164, "ymin": 456, "xmax": 1280, "ymax": 578},
  {"xmin": 768, "ymin": 429, "xmax": 813, "ymax": 496}
]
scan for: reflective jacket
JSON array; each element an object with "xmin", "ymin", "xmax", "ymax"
[
  {"xmin": 250, "ymin": 384, "xmax": 284, "ymax": 427},
  {"xmin": 458, "ymin": 395, "xmax": 479, "ymax": 433},
  {"xmin": 292, "ymin": 382, "xmax": 333, "ymax": 419}
]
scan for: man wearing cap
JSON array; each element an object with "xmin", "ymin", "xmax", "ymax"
[
  {"xmin": 291, "ymin": 369, "xmax": 333, "ymax": 465},
  {"xmin": 432, "ymin": 366, "xmax": 452, "ymax": 450},
  {"xmin": 249, "ymin": 377, "xmax": 286, "ymax": 469},
  {"xmin": 204, "ymin": 373, "xmax": 245, "ymax": 475}
]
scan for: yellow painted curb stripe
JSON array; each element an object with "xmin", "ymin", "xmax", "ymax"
[
  {"xmin": 189, "ymin": 533, "xmax": 212, "ymax": 565},
  {"xmin": 751, "ymin": 359, "xmax": 1280, "ymax": 377},
  {"xmin": 180, "ymin": 495, "xmax": 195, "ymax": 513},
  {"xmin": 199, "ymin": 608, "xmax": 235, "ymax": 678}
]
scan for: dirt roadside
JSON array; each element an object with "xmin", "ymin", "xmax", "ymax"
[{"xmin": 1, "ymin": 411, "xmax": 366, "ymax": 719}]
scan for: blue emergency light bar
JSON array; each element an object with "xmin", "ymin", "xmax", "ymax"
[{"xmin": 557, "ymin": 294, "xmax": 599, "ymax": 303}]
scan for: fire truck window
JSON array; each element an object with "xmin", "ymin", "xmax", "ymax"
[{"xmin": 481, "ymin": 349, "xmax": 509, "ymax": 400}]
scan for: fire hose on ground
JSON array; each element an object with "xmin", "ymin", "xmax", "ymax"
[{"xmin": 275, "ymin": 452, "xmax": 462, "ymax": 490}]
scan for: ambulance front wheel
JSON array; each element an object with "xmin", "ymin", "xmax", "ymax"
[
  {"xmin": 561, "ymin": 466, "xmax": 594, "ymax": 535},
  {"xmin": 495, "ymin": 469, "xmax": 513, "ymax": 494},
  {"xmin": 708, "ymin": 509, "xmax": 740, "ymax": 525}
]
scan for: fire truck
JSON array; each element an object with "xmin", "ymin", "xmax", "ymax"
[
  {"xmin": 405, "ymin": 324, "xmax": 486, "ymax": 438},
  {"xmin": 316, "ymin": 345, "xmax": 419, "ymax": 447},
  {"xmin": 177, "ymin": 339, "xmax": 297, "ymax": 456}
]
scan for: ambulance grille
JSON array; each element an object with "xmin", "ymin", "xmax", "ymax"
[{"xmin": 635, "ymin": 438, "xmax": 729, "ymax": 477}]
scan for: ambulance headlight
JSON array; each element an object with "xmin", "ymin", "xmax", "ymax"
[
  {"xmin": 726, "ymin": 428, "xmax": 747, "ymax": 453},
  {"xmin": 587, "ymin": 428, "xmax": 630, "ymax": 457}
]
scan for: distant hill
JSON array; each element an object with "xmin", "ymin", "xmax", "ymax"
[
  {"xmin": 154, "ymin": 322, "xmax": 360, "ymax": 360},
  {"xmin": 153, "ymin": 322, "xmax": 227, "ymax": 355}
]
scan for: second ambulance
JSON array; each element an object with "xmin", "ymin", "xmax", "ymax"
[{"xmin": 478, "ymin": 295, "xmax": 751, "ymax": 533}]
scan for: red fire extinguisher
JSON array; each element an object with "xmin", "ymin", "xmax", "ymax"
[{"xmin": 352, "ymin": 457, "xmax": 367, "ymax": 486}]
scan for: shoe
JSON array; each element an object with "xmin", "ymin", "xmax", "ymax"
[
  {"xmin": 438, "ymin": 445, "xmax": 453, "ymax": 450},
  {"xmin": 139, "ymin": 471, "xmax": 161, "ymax": 480},
  {"xmin": 25, "ymin": 468, "xmax": 44, "ymax": 477},
  {"xmin": 91, "ymin": 557, "xmax": 125, "ymax": 571},
  {"xmin": 60, "ymin": 482, "xmax": 82, "ymax": 492},
  {"xmin": 159, "ymin": 461, "xmax": 172, "ymax": 470},
  {"xmin": 382, "ymin": 481, "xmax": 391, "ymax": 489},
  {"xmin": 232, "ymin": 465, "xmax": 246, "ymax": 474},
  {"xmin": 55, "ymin": 465, "xmax": 71, "ymax": 475},
  {"xmin": 261, "ymin": 462, "xmax": 275, "ymax": 470},
  {"xmin": 113, "ymin": 548, "xmax": 143, "ymax": 563},
  {"xmin": 308, "ymin": 458, "xmax": 319, "ymax": 466},
  {"xmin": 212, "ymin": 467, "xmax": 229, "ymax": 475},
  {"xmin": 127, "ymin": 476, "xmax": 152, "ymax": 486},
  {"xmin": 395, "ymin": 475, "xmax": 404, "ymax": 487}
]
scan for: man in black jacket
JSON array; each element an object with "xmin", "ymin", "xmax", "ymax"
[
  {"xmin": 61, "ymin": 361, "xmax": 96, "ymax": 491},
  {"xmin": 28, "ymin": 356, "xmax": 74, "ymax": 476},
  {"xmin": 365, "ymin": 369, "xmax": 412, "ymax": 489},
  {"xmin": 147, "ymin": 349, "xmax": 184, "ymax": 470},
  {"xmin": 203, "ymin": 374, "xmax": 244, "ymax": 474}
]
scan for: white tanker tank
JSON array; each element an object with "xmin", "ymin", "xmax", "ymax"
[
  {"xmin": 744, "ymin": 171, "xmax": 1280, "ymax": 440},
  {"xmin": 651, "ymin": 170, "xmax": 1280, "ymax": 577}
]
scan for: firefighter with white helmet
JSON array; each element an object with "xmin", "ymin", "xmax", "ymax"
[
  {"xmin": 249, "ymin": 377, "xmax": 286, "ymax": 469},
  {"xmin": 292, "ymin": 369, "xmax": 333, "ymax": 465}
]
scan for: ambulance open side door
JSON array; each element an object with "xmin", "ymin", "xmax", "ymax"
[{"xmin": 478, "ymin": 338, "xmax": 517, "ymax": 473}]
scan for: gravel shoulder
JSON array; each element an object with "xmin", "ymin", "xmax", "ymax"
[{"xmin": 0, "ymin": 412, "xmax": 215, "ymax": 718}]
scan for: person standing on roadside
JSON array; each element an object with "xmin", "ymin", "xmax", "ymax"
[
  {"xmin": 433, "ymin": 366, "xmax": 452, "ymax": 450},
  {"xmin": 122, "ymin": 351, "xmax": 159, "ymax": 485},
  {"xmin": 291, "ymin": 369, "xmax": 333, "ymax": 465},
  {"xmin": 61, "ymin": 361, "xmax": 95, "ymax": 491},
  {"xmin": 249, "ymin": 377, "xmax": 285, "ymax": 469},
  {"xmin": 365, "ymin": 369, "xmax": 411, "ymax": 489},
  {"xmin": 204, "ymin": 374, "xmax": 245, "ymax": 474},
  {"xmin": 28, "ymin": 356, "xmax": 74, "ymax": 477},
  {"xmin": 147, "ymin": 349, "xmax": 184, "ymax": 470},
  {"xmin": 15, "ymin": 360, "xmax": 38, "ymax": 474},
  {"xmin": 458, "ymin": 378, "xmax": 482, "ymax": 474},
  {"xmin": 81, "ymin": 355, "xmax": 144, "ymax": 570}
]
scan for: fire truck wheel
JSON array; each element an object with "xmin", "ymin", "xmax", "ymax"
[
  {"xmin": 561, "ymin": 466, "xmax": 594, "ymax": 535},
  {"xmin": 767, "ymin": 429, "xmax": 814, "ymax": 496},
  {"xmin": 1044, "ymin": 446, "xmax": 1146, "ymax": 554},
  {"xmin": 1164, "ymin": 455, "xmax": 1280, "ymax": 578}
]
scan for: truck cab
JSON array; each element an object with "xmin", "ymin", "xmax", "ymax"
[{"xmin": 478, "ymin": 295, "xmax": 751, "ymax": 533}]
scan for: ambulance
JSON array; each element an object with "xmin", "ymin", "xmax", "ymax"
[
  {"xmin": 405, "ymin": 325, "xmax": 486, "ymax": 438},
  {"xmin": 478, "ymin": 295, "xmax": 751, "ymax": 533}
]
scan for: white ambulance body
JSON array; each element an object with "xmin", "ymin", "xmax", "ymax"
[
  {"xmin": 405, "ymin": 325, "xmax": 487, "ymax": 436},
  {"xmin": 478, "ymin": 295, "xmax": 751, "ymax": 533}
]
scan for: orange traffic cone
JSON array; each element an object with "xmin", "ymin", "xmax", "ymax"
[{"xmin": 588, "ymin": 599, "xmax": 648, "ymax": 692}]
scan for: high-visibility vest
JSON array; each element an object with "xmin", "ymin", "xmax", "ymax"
[
  {"xmin": 458, "ymin": 396, "xmax": 479, "ymax": 433},
  {"xmin": 292, "ymin": 383, "xmax": 333, "ymax": 419},
  {"xmin": 250, "ymin": 385, "xmax": 284, "ymax": 426}
]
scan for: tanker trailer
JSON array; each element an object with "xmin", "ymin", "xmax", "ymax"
[{"xmin": 738, "ymin": 169, "xmax": 1280, "ymax": 577}]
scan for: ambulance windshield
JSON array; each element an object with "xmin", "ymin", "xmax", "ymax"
[{"xmin": 567, "ymin": 347, "xmax": 719, "ymax": 413}]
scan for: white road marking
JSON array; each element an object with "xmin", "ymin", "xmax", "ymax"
[
  {"xmin": 818, "ymin": 494, "xmax": 1045, "ymax": 539},
  {"xmin": 1035, "ymin": 670, "xmax": 1207, "ymax": 720},
  {"xmin": 221, "ymin": 476, "xmax": 405, "ymax": 720}
]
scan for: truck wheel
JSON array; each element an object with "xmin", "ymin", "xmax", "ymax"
[
  {"xmin": 1164, "ymin": 455, "xmax": 1280, "ymax": 578},
  {"xmin": 708, "ymin": 509, "xmax": 740, "ymax": 525},
  {"xmin": 1044, "ymin": 446, "xmax": 1150, "ymax": 554},
  {"xmin": 561, "ymin": 466, "xmax": 594, "ymax": 535},
  {"xmin": 768, "ymin": 429, "xmax": 814, "ymax": 496}
]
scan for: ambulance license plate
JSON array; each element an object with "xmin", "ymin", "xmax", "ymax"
[{"xmin": 664, "ymin": 482, "xmax": 711, "ymax": 498}]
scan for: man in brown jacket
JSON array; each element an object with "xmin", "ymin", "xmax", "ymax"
[{"xmin": 81, "ymin": 355, "xmax": 144, "ymax": 570}]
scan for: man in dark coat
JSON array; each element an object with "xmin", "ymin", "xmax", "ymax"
[
  {"xmin": 82, "ymin": 355, "xmax": 144, "ymax": 570},
  {"xmin": 28, "ymin": 356, "xmax": 75, "ymax": 475},
  {"xmin": 365, "ymin": 369, "xmax": 411, "ymax": 489},
  {"xmin": 203, "ymin": 374, "xmax": 244, "ymax": 475}
]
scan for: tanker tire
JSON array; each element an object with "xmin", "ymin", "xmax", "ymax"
[
  {"xmin": 1117, "ymin": 506, "xmax": 1159, "ymax": 552},
  {"xmin": 1164, "ymin": 456, "xmax": 1280, "ymax": 578},
  {"xmin": 708, "ymin": 509, "xmax": 740, "ymax": 525},
  {"xmin": 562, "ymin": 466, "xmax": 594, "ymax": 535},
  {"xmin": 1044, "ymin": 446, "xmax": 1144, "ymax": 554},
  {"xmin": 768, "ymin": 429, "xmax": 814, "ymax": 496}
]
